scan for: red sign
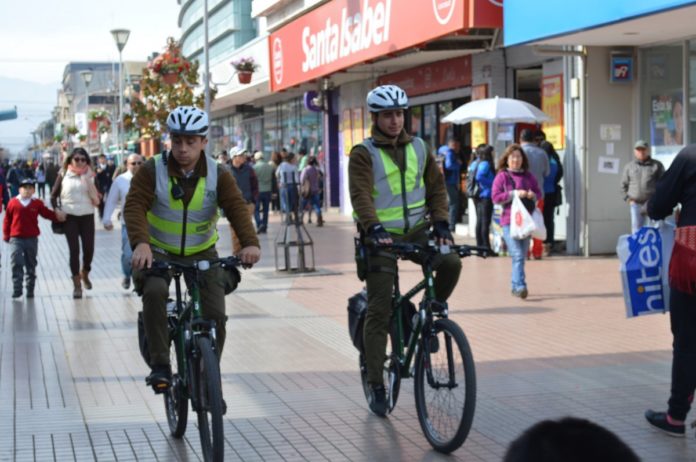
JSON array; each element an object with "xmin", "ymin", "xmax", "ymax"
[
  {"xmin": 269, "ymin": 0, "xmax": 502, "ymax": 92},
  {"xmin": 377, "ymin": 56, "xmax": 471, "ymax": 97}
]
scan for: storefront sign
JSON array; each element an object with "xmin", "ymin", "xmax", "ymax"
[
  {"xmin": 610, "ymin": 55, "xmax": 633, "ymax": 83},
  {"xmin": 471, "ymin": 84, "xmax": 487, "ymax": 146},
  {"xmin": 269, "ymin": 0, "xmax": 501, "ymax": 92},
  {"xmin": 542, "ymin": 74, "xmax": 564, "ymax": 149},
  {"xmin": 378, "ymin": 56, "xmax": 472, "ymax": 97}
]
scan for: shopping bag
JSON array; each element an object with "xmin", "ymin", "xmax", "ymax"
[
  {"xmin": 617, "ymin": 222, "xmax": 674, "ymax": 318},
  {"xmin": 531, "ymin": 208, "xmax": 547, "ymax": 241},
  {"xmin": 510, "ymin": 195, "xmax": 535, "ymax": 240}
]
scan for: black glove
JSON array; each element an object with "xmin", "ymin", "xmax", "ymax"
[
  {"xmin": 432, "ymin": 221, "xmax": 454, "ymax": 243},
  {"xmin": 368, "ymin": 223, "xmax": 391, "ymax": 244}
]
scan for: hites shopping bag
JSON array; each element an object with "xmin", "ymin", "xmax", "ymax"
[
  {"xmin": 617, "ymin": 222, "xmax": 674, "ymax": 317},
  {"xmin": 510, "ymin": 195, "xmax": 536, "ymax": 240}
]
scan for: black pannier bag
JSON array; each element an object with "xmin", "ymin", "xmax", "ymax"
[{"xmin": 347, "ymin": 289, "xmax": 368, "ymax": 351}]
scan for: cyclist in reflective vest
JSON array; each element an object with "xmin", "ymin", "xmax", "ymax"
[
  {"xmin": 125, "ymin": 106, "xmax": 261, "ymax": 392},
  {"xmin": 349, "ymin": 85, "xmax": 462, "ymax": 417}
]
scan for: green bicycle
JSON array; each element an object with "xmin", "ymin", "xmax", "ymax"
[
  {"xmin": 139, "ymin": 256, "xmax": 241, "ymax": 462},
  {"xmin": 349, "ymin": 241, "xmax": 487, "ymax": 453}
]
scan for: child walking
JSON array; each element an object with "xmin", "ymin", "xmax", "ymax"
[{"xmin": 3, "ymin": 179, "xmax": 66, "ymax": 298}]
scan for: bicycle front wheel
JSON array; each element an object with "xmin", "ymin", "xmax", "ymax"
[
  {"xmin": 414, "ymin": 318, "xmax": 476, "ymax": 453},
  {"xmin": 164, "ymin": 337, "xmax": 188, "ymax": 438},
  {"xmin": 194, "ymin": 336, "xmax": 224, "ymax": 462}
]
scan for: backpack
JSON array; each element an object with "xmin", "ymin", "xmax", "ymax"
[{"xmin": 466, "ymin": 161, "xmax": 482, "ymax": 199}]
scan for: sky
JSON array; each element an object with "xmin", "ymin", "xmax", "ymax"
[{"xmin": 0, "ymin": 0, "xmax": 180, "ymax": 154}]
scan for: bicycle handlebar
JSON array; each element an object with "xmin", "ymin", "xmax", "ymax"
[
  {"xmin": 374, "ymin": 242, "xmax": 490, "ymax": 259},
  {"xmin": 147, "ymin": 256, "xmax": 243, "ymax": 274}
]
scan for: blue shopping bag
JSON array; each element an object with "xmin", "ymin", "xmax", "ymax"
[{"xmin": 617, "ymin": 223, "xmax": 674, "ymax": 318}]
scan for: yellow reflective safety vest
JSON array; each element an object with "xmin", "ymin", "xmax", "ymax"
[
  {"xmin": 358, "ymin": 137, "xmax": 427, "ymax": 235},
  {"xmin": 147, "ymin": 153, "xmax": 219, "ymax": 256}
]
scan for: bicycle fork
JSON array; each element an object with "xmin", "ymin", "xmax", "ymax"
[{"xmin": 422, "ymin": 324, "xmax": 459, "ymax": 391}]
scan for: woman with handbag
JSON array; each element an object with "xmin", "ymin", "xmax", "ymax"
[
  {"xmin": 491, "ymin": 144, "xmax": 542, "ymax": 299},
  {"xmin": 50, "ymin": 148, "xmax": 100, "ymax": 299},
  {"xmin": 541, "ymin": 141, "xmax": 564, "ymax": 255}
]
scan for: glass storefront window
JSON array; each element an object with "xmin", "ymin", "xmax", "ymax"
[
  {"xmin": 410, "ymin": 106, "xmax": 423, "ymax": 138},
  {"xmin": 438, "ymin": 102, "xmax": 453, "ymax": 148},
  {"xmin": 640, "ymin": 44, "xmax": 684, "ymax": 164}
]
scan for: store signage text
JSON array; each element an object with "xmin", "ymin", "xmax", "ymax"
[{"xmin": 302, "ymin": 0, "xmax": 392, "ymax": 72}]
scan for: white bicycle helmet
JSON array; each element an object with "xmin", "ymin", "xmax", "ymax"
[
  {"xmin": 166, "ymin": 106, "xmax": 209, "ymax": 136},
  {"xmin": 366, "ymin": 85, "xmax": 408, "ymax": 113}
]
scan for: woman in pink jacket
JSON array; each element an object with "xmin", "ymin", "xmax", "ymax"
[{"xmin": 491, "ymin": 144, "xmax": 542, "ymax": 299}]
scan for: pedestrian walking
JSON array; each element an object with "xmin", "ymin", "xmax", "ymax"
[
  {"xmin": 439, "ymin": 138, "xmax": 462, "ymax": 231},
  {"xmin": 469, "ymin": 144, "xmax": 496, "ymax": 252},
  {"xmin": 51, "ymin": 147, "xmax": 100, "ymax": 299},
  {"xmin": 44, "ymin": 159, "xmax": 59, "ymax": 200},
  {"xmin": 270, "ymin": 151, "xmax": 282, "ymax": 213},
  {"xmin": 644, "ymin": 144, "xmax": 696, "ymax": 437},
  {"xmin": 4, "ymin": 179, "xmax": 66, "ymax": 298},
  {"xmin": 102, "ymin": 154, "xmax": 143, "ymax": 290},
  {"xmin": 35, "ymin": 164, "xmax": 47, "ymax": 199},
  {"xmin": 276, "ymin": 152, "xmax": 300, "ymax": 222},
  {"xmin": 300, "ymin": 156, "xmax": 323, "ymax": 226},
  {"xmin": 95, "ymin": 153, "xmax": 115, "ymax": 220},
  {"xmin": 621, "ymin": 140, "xmax": 665, "ymax": 234},
  {"xmin": 492, "ymin": 144, "xmax": 542, "ymax": 299},
  {"xmin": 519, "ymin": 129, "xmax": 549, "ymax": 260},
  {"xmin": 253, "ymin": 150, "xmax": 274, "ymax": 233},
  {"xmin": 540, "ymin": 141, "xmax": 564, "ymax": 254},
  {"xmin": 230, "ymin": 148, "xmax": 258, "ymax": 253},
  {"xmin": 6, "ymin": 160, "xmax": 24, "ymax": 197}
]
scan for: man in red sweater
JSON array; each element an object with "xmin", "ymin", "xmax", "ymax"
[{"xmin": 3, "ymin": 179, "xmax": 66, "ymax": 298}]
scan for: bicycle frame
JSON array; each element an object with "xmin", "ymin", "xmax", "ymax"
[{"xmin": 391, "ymin": 254, "xmax": 437, "ymax": 379}]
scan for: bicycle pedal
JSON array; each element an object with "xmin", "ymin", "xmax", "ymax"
[{"xmin": 151, "ymin": 382, "xmax": 170, "ymax": 394}]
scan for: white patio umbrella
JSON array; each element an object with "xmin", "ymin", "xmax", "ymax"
[{"xmin": 441, "ymin": 96, "xmax": 551, "ymax": 124}]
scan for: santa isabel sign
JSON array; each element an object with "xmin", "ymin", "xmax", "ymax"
[
  {"xmin": 270, "ymin": 0, "xmax": 500, "ymax": 92},
  {"xmin": 302, "ymin": 0, "xmax": 392, "ymax": 73}
]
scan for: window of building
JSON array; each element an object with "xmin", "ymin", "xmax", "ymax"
[{"xmin": 640, "ymin": 43, "xmax": 684, "ymax": 164}]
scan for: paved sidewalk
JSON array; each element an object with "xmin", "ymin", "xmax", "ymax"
[{"xmin": 0, "ymin": 209, "xmax": 692, "ymax": 461}]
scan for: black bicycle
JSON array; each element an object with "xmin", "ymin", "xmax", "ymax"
[
  {"xmin": 140, "ymin": 256, "xmax": 241, "ymax": 462},
  {"xmin": 349, "ymin": 241, "xmax": 487, "ymax": 453}
]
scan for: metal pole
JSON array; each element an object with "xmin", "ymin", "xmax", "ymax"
[
  {"xmin": 203, "ymin": 0, "xmax": 211, "ymax": 157},
  {"xmin": 85, "ymin": 86, "xmax": 89, "ymax": 153},
  {"xmin": 118, "ymin": 51, "xmax": 124, "ymax": 153}
]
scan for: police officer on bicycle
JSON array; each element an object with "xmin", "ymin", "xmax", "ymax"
[
  {"xmin": 125, "ymin": 106, "xmax": 261, "ymax": 392},
  {"xmin": 349, "ymin": 85, "xmax": 462, "ymax": 416}
]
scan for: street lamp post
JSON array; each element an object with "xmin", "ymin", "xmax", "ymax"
[
  {"xmin": 80, "ymin": 69, "xmax": 93, "ymax": 153},
  {"xmin": 111, "ymin": 29, "xmax": 130, "ymax": 153},
  {"xmin": 203, "ymin": 0, "xmax": 211, "ymax": 156}
]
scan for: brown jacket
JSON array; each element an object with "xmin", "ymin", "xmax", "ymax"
[
  {"xmin": 348, "ymin": 126, "xmax": 449, "ymax": 232},
  {"xmin": 124, "ymin": 152, "xmax": 259, "ymax": 253}
]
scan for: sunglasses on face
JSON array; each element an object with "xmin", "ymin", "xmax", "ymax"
[
  {"xmin": 73, "ymin": 157, "xmax": 88, "ymax": 163},
  {"xmin": 129, "ymin": 161, "xmax": 143, "ymax": 165}
]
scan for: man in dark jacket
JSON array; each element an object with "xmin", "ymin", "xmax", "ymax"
[
  {"xmin": 230, "ymin": 148, "xmax": 258, "ymax": 252},
  {"xmin": 621, "ymin": 140, "xmax": 664, "ymax": 233}
]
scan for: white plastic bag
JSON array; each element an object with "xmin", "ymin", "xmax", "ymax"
[
  {"xmin": 531, "ymin": 208, "xmax": 547, "ymax": 241},
  {"xmin": 510, "ymin": 195, "xmax": 535, "ymax": 240}
]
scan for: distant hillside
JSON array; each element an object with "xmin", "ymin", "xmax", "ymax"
[{"xmin": 0, "ymin": 76, "xmax": 60, "ymax": 156}]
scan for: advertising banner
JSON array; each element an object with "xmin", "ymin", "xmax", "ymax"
[
  {"xmin": 269, "ymin": 0, "xmax": 501, "ymax": 92},
  {"xmin": 471, "ymin": 84, "xmax": 487, "ymax": 146},
  {"xmin": 650, "ymin": 92, "xmax": 684, "ymax": 147},
  {"xmin": 378, "ymin": 56, "xmax": 472, "ymax": 97},
  {"xmin": 542, "ymin": 74, "xmax": 564, "ymax": 149}
]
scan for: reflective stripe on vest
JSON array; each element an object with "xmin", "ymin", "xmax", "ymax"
[
  {"xmin": 357, "ymin": 138, "xmax": 427, "ymax": 235},
  {"xmin": 147, "ymin": 154, "xmax": 219, "ymax": 256}
]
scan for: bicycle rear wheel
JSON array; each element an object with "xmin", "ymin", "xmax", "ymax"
[
  {"xmin": 194, "ymin": 336, "xmax": 224, "ymax": 462},
  {"xmin": 414, "ymin": 318, "xmax": 476, "ymax": 453},
  {"xmin": 164, "ymin": 337, "xmax": 188, "ymax": 437}
]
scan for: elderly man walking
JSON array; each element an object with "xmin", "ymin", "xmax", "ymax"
[
  {"xmin": 102, "ymin": 153, "xmax": 143, "ymax": 289},
  {"xmin": 621, "ymin": 140, "xmax": 664, "ymax": 234}
]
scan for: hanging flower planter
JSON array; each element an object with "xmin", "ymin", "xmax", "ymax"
[
  {"xmin": 161, "ymin": 72, "xmax": 179, "ymax": 85},
  {"xmin": 231, "ymin": 57, "xmax": 259, "ymax": 85},
  {"xmin": 237, "ymin": 71, "xmax": 253, "ymax": 84}
]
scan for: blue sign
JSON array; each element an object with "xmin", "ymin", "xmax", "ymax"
[
  {"xmin": 610, "ymin": 56, "xmax": 634, "ymax": 83},
  {"xmin": 505, "ymin": 0, "xmax": 696, "ymax": 46}
]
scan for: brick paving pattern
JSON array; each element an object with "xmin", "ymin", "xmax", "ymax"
[{"xmin": 1, "ymin": 210, "xmax": 694, "ymax": 461}]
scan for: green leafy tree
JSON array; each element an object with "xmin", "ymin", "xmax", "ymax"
[{"xmin": 125, "ymin": 37, "xmax": 216, "ymax": 140}]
